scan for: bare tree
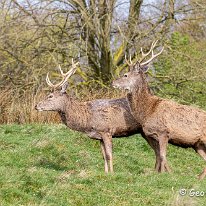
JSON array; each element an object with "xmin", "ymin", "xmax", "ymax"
[
  {"xmin": 6, "ymin": 0, "xmax": 144, "ymax": 83},
  {"xmin": 1, "ymin": 0, "xmax": 206, "ymax": 91}
]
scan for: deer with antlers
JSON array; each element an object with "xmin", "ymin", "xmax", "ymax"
[
  {"xmin": 35, "ymin": 59, "xmax": 143, "ymax": 173},
  {"xmin": 113, "ymin": 41, "xmax": 206, "ymax": 179}
]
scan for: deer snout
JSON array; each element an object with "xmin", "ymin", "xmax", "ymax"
[
  {"xmin": 112, "ymin": 81, "xmax": 118, "ymax": 89},
  {"xmin": 35, "ymin": 103, "xmax": 43, "ymax": 111},
  {"xmin": 112, "ymin": 81, "xmax": 123, "ymax": 90},
  {"xmin": 35, "ymin": 104, "xmax": 41, "ymax": 111},
  {"xmin": 112, "ymin": 80, "xmax": 131, "ymax": 92}
]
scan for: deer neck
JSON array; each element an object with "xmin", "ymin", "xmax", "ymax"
[
  {"xmin": 58, "ymin": 96, "xmax": 91, "ymax": 131},
  {"xmin": 127, "ymin": 85, "xmax": 161, "ymax": 125}
]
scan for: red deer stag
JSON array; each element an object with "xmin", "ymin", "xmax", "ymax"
[
  {"xmin": 35, "ymin": 59, "xmax": 142, "ymax": 173},
  {"xmin": 113, "ymin": 41, "xmax": 206, "ymax": 179}
]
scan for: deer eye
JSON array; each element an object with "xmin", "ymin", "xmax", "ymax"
[
  {"xmin": 124, "ymin": 74, "xmax": 128, "ymax": 77},
  {"xmin": 48, "ymin": 94, "xmax": 53, "ymax": 99}
]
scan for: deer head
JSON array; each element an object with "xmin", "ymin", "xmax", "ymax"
[
  {"xmin": 112, "ymin": 40, "xmax": 164, "ymax": 92},
  {"xmin": 35, "ymin": 59, "xmax": 79, "ymax": 111}
]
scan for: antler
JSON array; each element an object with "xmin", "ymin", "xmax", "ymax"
[
  {"xmin": 125, "ymin": 54, "xmax": 133, "ymax": 66},
  {"xmin": 46, "ymin": 58, "xmax": 79, "ymax": 89},
  {"xmin": 124, "ymin": 40, "xmax": 164, "ymax": 68},
  {"xmin": 140, "ymin": 40, "xmax": 164, "ymax": 66},
  {"xmin": 139, "ymin": 40, "xmax": 158, "ymax": 63}
]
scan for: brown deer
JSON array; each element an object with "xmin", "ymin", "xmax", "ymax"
[
  {"xmin": 35, "ymin": 59, "xmax": 142, "ymax": 173},
  {"xmin": 112, "ymin": 41, "xmax": 206, "ymax": 179}
]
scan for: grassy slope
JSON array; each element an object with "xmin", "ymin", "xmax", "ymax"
[{"xmin": 0, "ymin": 124, "xmax": 206, "ymax": 206}]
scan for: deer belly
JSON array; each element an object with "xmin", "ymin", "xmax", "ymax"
[
  {"xmin": 166, "ymin": 117, "xmax": 203, "ymax": 145},
  {"xmin": 168, "ymin": 130, "xmax": 201, "ymax": 147},
  {"xmin": 144, "ymin": 117, "xmax": 202, "ymax": 146}
]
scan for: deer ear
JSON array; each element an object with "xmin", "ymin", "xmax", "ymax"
[
  {"xmin": 140, "ymin": 65, "xmax": 149, "ymax": 73},
  {"xmin": 133, "ymin": 61, "xmax": 140, "ymax": 71},
  {"xmin": 60, "ymin": 82, "xmax": 69, "ymax": 93}
]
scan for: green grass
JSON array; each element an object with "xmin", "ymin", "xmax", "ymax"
[{"xmin": 0, "ymin": 124, "xmax": 206, "ymax": 206}]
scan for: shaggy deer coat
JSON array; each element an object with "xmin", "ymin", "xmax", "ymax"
[
  {"xmin": 35, "ymin": 85, "xmax": 141, "ymax": 173},
  {"xmin": 113, "ymin": 68, "xmax": 206, "ymax": 179}
]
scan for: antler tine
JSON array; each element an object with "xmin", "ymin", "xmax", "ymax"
[
  {"xmin": 140, "ymin": 46, "xmax": 164, "ymax": 66},
  {"xmin": 125, "ymin": 54, "xmax": 133, "ymax": 66},
  {"xmin": 58, "ymin": 65, "xmax": 64, "ymax": 76},
  {"xmin": 125, "ymin": 54, "xmax": 129, "ymax": 65},
  {"xmin": 63, "ymin": 58, "xmax": 79, "ymax": 76},
  {"xmin": 46, "ymin": 59, "xmax": 79, "ymax": 89},
  {"xmin": 57, "ymin": 59, "xmax": 78, "ymax": 77},
  {"xmin": 46, "ymin": 73, "xmax": 55, "ymax": 88},
  {"xmin": 46, "ymin": 72, "xmax": 65, "ymax": 88},
  {"xmin": 139, "ymin": 40, "xmax": 158, "ymax": 63},
  {"xmin": 57, "ymin": 58, "xmax": 79, "ymax": 87},
  {"xmin": 59, "ymin": 67, "xmax": 78, "ymax": 87},
  {"xmin": 72, "ymin": 58, "xmax": 75, "ymax": 67}
]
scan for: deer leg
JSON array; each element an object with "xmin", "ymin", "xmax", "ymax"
[
  {"xmin": 195, "ymin": 143, "xmax": 206, "ymax": 180},
  {"xmin": 144, "ymin": 136, "xmax": 160, "ymax": 172},
  {"xmin": 164, "ymin": 160, "xmax": 171, "ymax": 173},
  {"xmin": 141, "ymin": 132, "xmax": 160, "ymax": 171},
  {"xmin": 151, "ymin": 140, "xmax": 161, "ymax": 172},
  {"xmin": 102, "ymin": 133, "xmax": 113, "ymax": 173},
  {"xmin": 159, "ymin": 137, "xmax": 170, "ymax": 173},
  {"xmin": 153, "ymin": 147, "xmax": 160, "ymax": 172},
  {"xmin": 100, "ymin": 140, "xmax": 109, "ymax": 173},
  {"xmin": 150, "ymin": 141, "xmax": 170, "ymax": 173}
]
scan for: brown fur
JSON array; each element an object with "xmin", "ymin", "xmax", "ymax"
[
  {"xmin": 35, "ymin": 88, "xmax": 141, "ymax": 173},
  {"xmin": 113, "ymin": 69, "xmax": 206, "ymax": 179}
]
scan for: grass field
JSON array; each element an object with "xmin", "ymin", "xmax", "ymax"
[{"xmin": 0, "ymin": 124, "xmax": 206, "ymax": 206}]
